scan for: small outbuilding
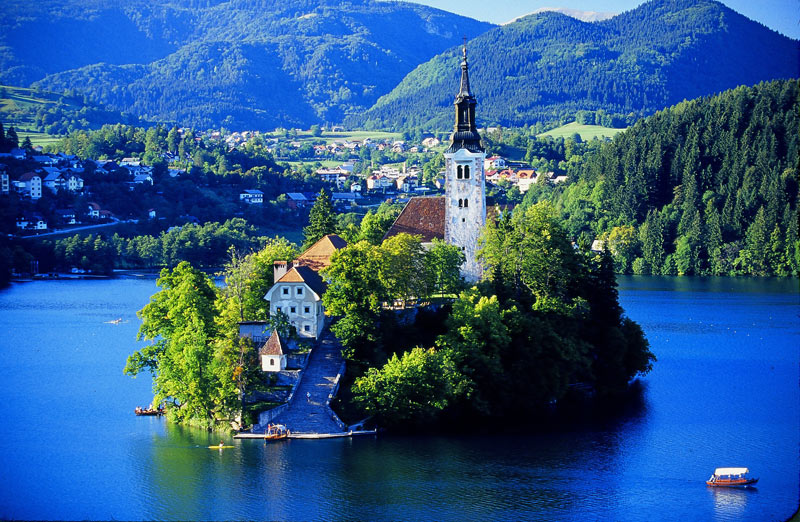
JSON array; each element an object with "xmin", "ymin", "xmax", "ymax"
[{"xmin": 259, "ymin": 330, "xmax": 288, "ymax": 372}]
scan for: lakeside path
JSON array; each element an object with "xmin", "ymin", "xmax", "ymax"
[{"xmin": 248, "ymin": 328, "xmax": 348, "ymax": 436}]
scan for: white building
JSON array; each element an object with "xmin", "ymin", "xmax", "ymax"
[
  {"xmin": 264, "ymin": 234, "xmax": 347, "ymax": 339},
  {"xmin": 239, "ymin": 189, "xmax": 264, "ymax": 204},
  {"xmin": 259, "ymin": 330, "xmax": 288, "ymax": 372}
]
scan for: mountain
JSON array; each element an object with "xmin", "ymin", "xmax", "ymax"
[
  {"xmin": 511, "ymin": 7, "xmax": 616, "ymax": 24},
  {"xmin": 352, "ymin": 0, "xmax": 799, "ymax": 131},
  {"xmin": 552, "ymin": 79, "xmax": 799, "ymax": 277},
  {"xmin": 0, "ymin": 0, "xmax": 492, "ymax": 129}
]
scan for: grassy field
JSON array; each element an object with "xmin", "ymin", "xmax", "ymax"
[
  {"xmin": 1, "ymin": 85, "xmax": 68, "ymax": 146},
  {"xmin": 538, "ymin": 122, "xmax": 627, "ymax": 140}
]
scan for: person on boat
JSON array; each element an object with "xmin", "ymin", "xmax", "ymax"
[
  {"xmin": 306, "ymin": 392, "xmax": 311, "ymax": 402},
  {"xmin": 219, "ymin": 441, "xmax": 225, "ymax": 448}
]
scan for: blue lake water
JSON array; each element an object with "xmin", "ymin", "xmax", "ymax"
[{"xmin": 0, "ymin": 275, "xmax": 797, "ymax": 521}]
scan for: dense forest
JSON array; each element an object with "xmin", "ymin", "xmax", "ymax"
[
  {"xmin": 523, "ymin": 79, "xmax": 799, "ymax": 277},
  {"xmin": 2, "ymin": 0, "xmax": 490, "ymax": 129},
  {"xmin": 354, "ymin": 0, "xmax": 798, "ymax": 130}
]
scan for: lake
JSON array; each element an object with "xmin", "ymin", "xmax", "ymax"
[{"xmin": 0, "ymin": 275, "xmax": 796, "ymax": 521}]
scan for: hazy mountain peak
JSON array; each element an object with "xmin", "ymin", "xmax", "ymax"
[{"xmin": 506, "ymin": 6, "xmax": 617, "ymax": 24}]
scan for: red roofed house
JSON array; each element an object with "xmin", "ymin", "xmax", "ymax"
[{"xmin": 264, "ymin": 234, "xmax": 348, "ymax": 339}]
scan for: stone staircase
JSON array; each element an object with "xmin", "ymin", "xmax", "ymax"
[{"xmin": 260, "ymin": 328, "xmax": 346, "ymax": 434}]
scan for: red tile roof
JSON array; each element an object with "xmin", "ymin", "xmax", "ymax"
[
  {"xmin": 383, "ymin": 196, "xmax": 445, "ymax": 243},
  {"xmin": 296, "ymin": 234, "xmax": 347, "ymax": 271},
  {"xmin": 275, "ymin": 265, "xmax": 327, "ymax": 297},
  {"xmin": 260, "ymin": 330, "xmax": 286, "ymax": 356}
]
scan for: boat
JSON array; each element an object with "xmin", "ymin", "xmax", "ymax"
[
  {"xmin": 135, "ymin": 405, "xmax": 165, "ymax": 416},
  {"xmin": 264, "ymin": 423, "xmax": 290, "ymax": 441},
  {"xmin": 209, "ymin": 445, "xmax": 235, "ymax": 450},
  {"xmin": 706, "ymin": 467, "xmax": 759, "ymax": 487}
]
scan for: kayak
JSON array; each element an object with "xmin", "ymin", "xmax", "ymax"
[{"xmin": 209, "ymin": 445, "xmax": 235, "ymax": 449}]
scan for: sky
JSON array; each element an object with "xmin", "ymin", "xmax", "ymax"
[{"xmin": 410, "ymin": 0, "xmax": 800, "ymax": 39}]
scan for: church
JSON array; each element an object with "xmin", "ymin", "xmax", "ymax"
[{"xmin": 384, "ymin": 45, "xmax": 486, "ymax": 282}]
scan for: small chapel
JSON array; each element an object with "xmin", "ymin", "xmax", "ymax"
[{"xmin": 384, "ymin": 45, "xmax": 486, "ymax": 282}]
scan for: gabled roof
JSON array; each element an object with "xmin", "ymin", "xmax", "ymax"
[
  {"xmin": 296, "ymin": 234, "xmax": 347, "ymax": 271},
  {"xmin": 275, "ymin": 265, "xmax": 327, "ymax": 298},
  {"xmin": 18, "ymin": 172, "xmax": 40, "ymax": 182},
  {"xmin": 259, "ymin": 330, "xmax": 286, "ymax": 356},
  {"xmin": 383, "ymin": 196, "xmax": 445, "ymax": 243}
]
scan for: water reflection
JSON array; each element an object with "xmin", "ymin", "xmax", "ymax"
[{"xmin": 708, "ymin": 486, "xmax": 757, "ymax": 520}]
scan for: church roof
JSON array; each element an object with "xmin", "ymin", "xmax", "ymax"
[
  {"xmin": 383, "ymin": 196, "xmax": 445, "ymax": 243},
  {"xmin": 275, "ymin": 265, "xmax": 327, "ymax": 298},
  {"xmin": 260, "ymin": 330, "xmax": 286, "ymax": 356},
  {"xmin": 296, "ymin": 234, "xmax": 347, "ymax": 271}
]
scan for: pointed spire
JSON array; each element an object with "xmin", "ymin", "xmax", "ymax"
[{"xmin": 447, "ymin": 39, "xmax": 484, "ymax": 154}]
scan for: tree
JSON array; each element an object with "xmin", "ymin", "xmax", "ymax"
[
  {"xmin": 303, "ymin": 188, "xmax": 336, "ymax": 249},
  {"xmin": 352, "ymin": 347, "xmax": 466, "ymax": 427},
  {"xmin": 321, "ymin": 241, "xmax": 386, "ymax": 359},
  {"xmin": 425, "ymin": 239, "xmax": 464, "ymax": 297},
  {"xmin": 6, "ymin": 127, "xmax": 19, "ymax": 150},
  {"xmin": 480, "ymin": 201, "xmax": 582, "ymax": 312},
  {"xmin": 124, "ymin": 262, "xmax": 223, "ymax": 425}
]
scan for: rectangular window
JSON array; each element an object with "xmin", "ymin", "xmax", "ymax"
[
  {"xmin": 297, "ymin": 288, "xmax": 303, "ymax": 296},
  {"xmin": 290, "ymin": 306, "xmax": 296, "ymax": 314},
  {"xmin": 304, "ymin": 306, "xmax": 310, "ymax": 314},
  {"xmin": 304, "ymin": 325, "xmax": 310, "ymax": 332},
  {"xmin": 270, "ymin": 359, "xmax": 275, "ymax": 366},
  {"xmin": 282, "ymin": 287, "xmax": 289, "ymax": 295},
  {"xmin": 276, "ymin": 306, "xmax": 281, "ymax": 313}
]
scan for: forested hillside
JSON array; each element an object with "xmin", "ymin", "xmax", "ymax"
[
  {"xmin": 541, "ymin": 79, "xmax": 799, "ymax": 277},
  {"xmin": 354, "ymin": 0, "xmax": 798, "ymax": 130},
  {"xmin": 1, "ymin": 0, "xmax": 491, "ymax": 129}
]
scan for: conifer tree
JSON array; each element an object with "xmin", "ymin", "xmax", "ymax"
[{"xmin": 303, "ymin": 188, "xmax": 336, "ymax": 249}]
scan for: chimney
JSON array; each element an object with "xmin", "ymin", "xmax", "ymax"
[{"xmin": 273, "ymin": 260, "xmax": 292, "ymax": 283}]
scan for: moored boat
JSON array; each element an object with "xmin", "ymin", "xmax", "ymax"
[
  {"xmin": 135, "ymin": 405, "xmax": 165, "ymax": 416},
  {"xmin": 706, "ymin": 467, "xmax": 758, "ymax": 487},
  {"xmin": 264, "ymin": 423, "xmax": 290, "ymax": 441}
]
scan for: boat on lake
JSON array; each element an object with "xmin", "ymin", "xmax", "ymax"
[
  {"xmin": 134, "ymin": 405, "xmax": 165, "ymax": 416},
  {"xmin": 706, "ymin": 467, "xmax": 759, "ymax": 487},
  {"xmin": 264, "ymin": 424, "xmax": 289, "ymax": 441}
]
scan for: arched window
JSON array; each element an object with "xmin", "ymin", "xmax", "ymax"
[
  {"xmin": 457, "ymin": 165, "xmax": 463, "ymax": 179},
  {"xmin": 458, "ymin": 199, "xmax": 463, "ymax": 208},
  {"xmin": 464, "ymin": 165, "xmax": 470, "ymax": 179},
  {"xmin": 464, "ymin": 198, "xmax": 469, "ymax": 208}
]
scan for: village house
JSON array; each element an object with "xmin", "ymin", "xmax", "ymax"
[
  {"xmin": 285, "ymin": 192, "xmax": 309, "ymax": 210},
  {"xmin": 265, "ymin": 234, "xmax": 347, "ymax": 339},
  {"xmin": 15, "ymin": 172, "xmax": 42, "ymax": 199},
  {"xmin": 16, "ymin": 212, "xmax": 47, "ymax": 231},
  {"xmin": 239, "ymin": 189, "xmax": 264, "ymax": 204},
  {"xmin": 484, "ymin": 156, "xmax": 507, "ymax": 170},
  {"xmin": 56, "ymin": 208, "xmax": 77, "ymax": 225}
]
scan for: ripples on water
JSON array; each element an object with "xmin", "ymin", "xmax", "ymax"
[{"xmin": 0, "ymin": 276, "xmax": 796, "ymax": 521}]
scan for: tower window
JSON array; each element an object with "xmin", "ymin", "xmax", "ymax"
[
  {"xmin": 464, "ymin": 198, "xmax": 469, "ymax": 208},
  {"xmin": 462, "ymin": 218, "xmax": 466, "ymax": 222},
  {"xmin": 464, "ymin": 165, "xmax": 470, "ymax": 179},
  {"xmin": 457, "ymin": 165, "xmax": 463, "ymax": 179},
  {"xmin": 458, "ymin": 199, "xmax": 463, "ymax": 208}
]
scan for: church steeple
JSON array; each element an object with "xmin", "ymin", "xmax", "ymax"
[{"xmin": 447, "ymin": 42, "xmax": 484, "ymax": 154}]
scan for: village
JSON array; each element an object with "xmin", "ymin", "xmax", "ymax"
[{"xmin": 0, "ymin": 128, "xmax": 566, "ymax": 237}]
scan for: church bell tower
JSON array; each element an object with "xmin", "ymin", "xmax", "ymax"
[{"xmin": 444, "ymin": 44, "xmax": 486, "ymax": 283}]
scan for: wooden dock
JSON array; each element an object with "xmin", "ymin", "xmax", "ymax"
[{"xmin": 234, "ymin": 429, "xmax": 377, "ymax": 440}]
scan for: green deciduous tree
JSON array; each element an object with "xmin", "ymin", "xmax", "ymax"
[{"xmin": 124, "ymin": 262, "xmax": 224, "ymax": 425}]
